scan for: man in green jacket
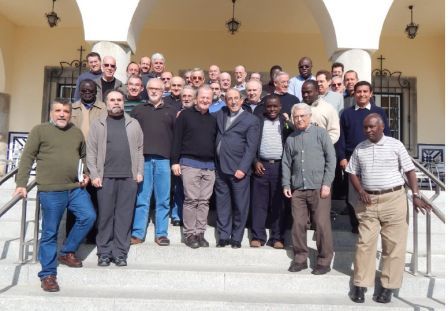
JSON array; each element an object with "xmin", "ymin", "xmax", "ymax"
[{"xmin": 15, "ymin": 99, "xmax": 96, "ymax": 292}]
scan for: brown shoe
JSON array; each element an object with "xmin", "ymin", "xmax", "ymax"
[
  {"xmin": 130, "ymin": 237, "xmax": 143, "ymax": 245},
  {"xmin": 58, "ymin": 252, "xmax": 82, "ymax": 268},
  {"xmin": 250, "ymin": 240, "xmax": 262, "ymax": 248},
  {"xmin": 41, "ymin": 275, "xmax": 60, "ymax": 292},
  {"xmin": 273, "ymin": 241, "xmax": 284, "ymax": 249},
  {"xmin": 155, "ymin": 236, "xmax": 170, "ymax": 246}
]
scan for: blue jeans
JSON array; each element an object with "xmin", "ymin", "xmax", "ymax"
[
  {"xmin": 132, "ymin": 156, "xmax": 171, "ymax": 239},
  {"xmin": 38, "ymin": 188, "xmax": 96, "ymax": 279}
]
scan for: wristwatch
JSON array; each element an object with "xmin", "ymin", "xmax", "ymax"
[{"xmin": 412, "ymin": 192, "xmax": 421, "ymax": 199}]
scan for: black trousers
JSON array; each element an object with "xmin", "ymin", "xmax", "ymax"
[
  {"xmin": 250, "ymin": 161, "xmax": 285, "ymax": 243},
  {"xmin": 96, "ymin": 177, "xmax": 137, "ymax": 258}
]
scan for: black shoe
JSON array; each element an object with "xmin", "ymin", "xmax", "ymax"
[
  {"xmin": 185, "ymin": 235, "xmax": 200, "ymax": 249},
  {"xmin": 311, "ymin": 265, "xmax": 331, "ymax": 275},
  {"xmin": 197, "ymin": 233, "xmax": 209, "ymax": 248},
  {"xmin": 374, "ymin": 287, "xmax": 393, "ymax": 303},
  {"xmin": 350, "ymin": 286, "xmax": 366, "ymax": 303},
  {"xmin": 172, "ymin": 220, "xmax": 181, "ymax": 226},
  {"xmin": 230, "ymin": 240, "xmax": 241, "ymax": 249},
  {"xmin": 97, "ymin": 255, "xmax": 111, "ymax": 267},
  {"xmin": 216, "ymin": 239, "xmax": 230, "ymax": 248},
  {"xmin": 288, "ymin": 261, "xmax": 308, "ymax": 272},
  {"xmin": 113, "ymin": 256, "xmax": 127, "ymax": 267}
]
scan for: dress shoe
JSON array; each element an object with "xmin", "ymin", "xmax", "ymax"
[
  {"xmin": 216, "ymin": 239, "xmax": 230, "ymax": 248},
  {"xmin": 155, "ymin": 236, "xmax": 170, "ymax": 246},
  {"xmin": 58, "ymin": 252, "xmax": 82, "ymax": 268},
  {"xmin": 113, "ymin": 256, "xmax": 127, "ymax": 267},
  {"xmin": 98, "ymin": 255, "xmax": 111, "ymax": 267},
  {"xmin": 273, "ymin": 241, "xmax": 284, "ymax": 249},
  {"xmin": 374, "ymin": 287, "xmax": 393, "ymax": 303},
  {"xmin": 41, "ymin": 275, "xmax": 60, "ymax": 292},
  {"xmin": 185, "ymin": 235, "xmax": 200, "ymax": 249},
  {"xmin": 230, "ymin": 240, "xmax": 241, "ymax": 249},
  {"xmin": 171, "ymin": 220, "xmax": 182, "ymax": 226},
  {"xmin": 288, "ymin": 261, "xmax": 308, "ymax": 272},
  {"xmin": 311, "ymin": 265, "xmax": 331, "ymax": 275},
  {"xmin": 130, "ymin": 237, "xmax": 143, "ymax": 245},
  {"xmin": 350, "ymin": 286, "xmax": 366, "ymax": 303},
  {"xmin": 250, "ymin": 240, "xmax": 262, "ymax": 248},
  {"xmin": 197, "ymin": 233, "xmax": 209, "ymax": 248}
]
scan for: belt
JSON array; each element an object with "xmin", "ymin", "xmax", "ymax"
[
  {"xmin": 365, "ymin": 185, "xmax": 403, "ymax": 195},
  {"xmin": 260, "ymin": 159, "xmax": 281, "ymax": 164}
]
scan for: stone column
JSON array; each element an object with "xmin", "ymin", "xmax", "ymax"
[
  {"xmin": 92, "ymin": 41, "xmax": 131, "ymax": 83},
  {"xmin": 331, "ymin": 49, "xmax": 372, "ymax": 82},
  {"xmin": 0, "ymin": 93, "xmax": 10, "ymax": 176}
]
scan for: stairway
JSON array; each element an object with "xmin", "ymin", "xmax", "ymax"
[{"xmin": 0, "ymin": 178, "xmax": 445, "ymax": 310}]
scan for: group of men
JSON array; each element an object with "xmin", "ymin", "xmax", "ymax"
[{"xmin": 15, "ymin": 51, "xmax": 430, "ymax": 305}]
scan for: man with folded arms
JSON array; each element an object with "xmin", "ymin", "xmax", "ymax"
[
  {"xmin": 15, "ymin": 99, "xmax": 96, "ymax": 292},
  {"xmin": 171, "ymin": 85, "xmax": 217, "ymax": 249}
]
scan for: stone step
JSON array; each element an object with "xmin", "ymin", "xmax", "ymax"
[
  {"xmin": 0, "ymin": 238, "xmax": 444, "ymax": 277},
  {"xmin": 0, "ymin": 262, "xmax": 444, "ymax": 300},
  {"xmin": 0, "ymin": 286, "xmax": 444, "ymax": 311}
]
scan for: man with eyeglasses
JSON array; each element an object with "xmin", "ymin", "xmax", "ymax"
[
  {"xmin": 316, "ymin": 70, "xmax": 344, "ymax": 115},
  {"xmin": 331, "ymin": 76, "xmax": 345, "ymax": 94},
  {"xmin": 288, "ymin": 57, "xmax": 315, "ymax": 102},
  {"xmin": 331, "ymin": 62, "xmax": 344, "ymax": 78},
  {"xmin": 160, "ymin": 71, "xmax": 173, "ymax": 97},
  {"xmin": 94, "ymin": 56, "xmax": 123, "ymax": 102},
  {"xmin": 190, "ymin": 68, "xmax": 206, "ymax": 89},
  {"xmin": 265, "ymin": 71, "xmax": 300, "ymax": 117},
  {"xmin": 130, "ymin": 78, "xmax": 177, "ymax": 246},
  {"xmin": 164, "ymin": 76, "xmax": 185, "ymax": 111},
  {"xmin": 73, "ymin": 52, "xmax": 103, "ymax": 101}
]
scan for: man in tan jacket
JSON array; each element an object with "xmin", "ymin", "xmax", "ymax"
[
  {"xmin": 69, "ymin": 78, "xmax": 107, "ymax": 241},
  {"xmin": 86, "ymin": 89, "xmax": 143, "ymax": 267}
]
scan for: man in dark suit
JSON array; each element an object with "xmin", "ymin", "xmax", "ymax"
[{"xmin": 214, "ymin": 88, "xmax": 260, "ymax": 248}]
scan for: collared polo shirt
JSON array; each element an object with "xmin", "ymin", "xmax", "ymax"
[{"xmin": 346, "ymin": 135, "xmax": 415, "ymax": 191}]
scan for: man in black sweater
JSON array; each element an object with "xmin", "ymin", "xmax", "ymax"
[
  {"xmin": 171, "ymin": 85, "xmax": 217, "ymax": 249},
  {"xmin": 130, "ymin": 78, "xmax": 177, "ymax": 246}
]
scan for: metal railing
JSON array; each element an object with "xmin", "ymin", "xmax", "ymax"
[
  {"xmin": 0, "ymin": 169, "xmax": 40, "ymax": 263},
  {"xmin": 408, "ymin": 158, "xmax": 445, "ymax": 276}
]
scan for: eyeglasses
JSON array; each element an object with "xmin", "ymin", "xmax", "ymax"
[
  {"xmin": 161, "ymin": 78, "xmax": 171, "ymax": 81},
  {"xmin": 80, "ymin": 89, "xmax": 95, "ymax": 93},
  {"xmin": 103, "ymin": 63, "xmax": 116, "ymax": 68},
  {"xmin": 191, "ymin": 76, "xmax": 203, "ymax": 81},
  {"xmin": 299, "ymin": 65, "xmax": 310, "ymax": 69},
  {"xmin": 331, "ymin": 83, "xmax": 342, "ymax": 87},
  {"xmin": 147, "ymin": 87, "xmax": 162, "ymax": 92},
  {"xmin": 171, "ymin": 84, "xmax": 183, "ymax": 87}
]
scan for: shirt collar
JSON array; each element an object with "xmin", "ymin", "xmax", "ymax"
[{"xmin": 355, "ymin": 103, "xmax": 371, "ymax": 110}]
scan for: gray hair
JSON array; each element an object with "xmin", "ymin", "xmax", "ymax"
[
  {"xmin": 246, "ymin": 79, "xmax": 262, "ymax": 90},
  {"xmin": 181, "ymin": 85, "xmax": 197, "ymax": 97},
  {"xmin": 291, "ymin": 103, "xmax": 311, "ymax": 117},
  {"xmin": 274, "ymin": 71, "xmax": 289, "ymax": 82},
  {"xmin": 151, "ymin": 52, "xmax": 165, "ymax": 62}
]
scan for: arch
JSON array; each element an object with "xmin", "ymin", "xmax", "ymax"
[
  {"xmin": 304, "ymin": 0, "xmax": 393, "ymax": 57},
  {"xmin": 76, "ymin": 0, "xmax": 154, "ymax": 53}
]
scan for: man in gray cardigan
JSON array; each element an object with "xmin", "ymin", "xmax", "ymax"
[
  {"xmin": 87, "ymin": 89, "xmax": 144, "ymax": 267},
  {"xmin": 282, "ymin": 103, "xmax": 336, "ymax": 275}
]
